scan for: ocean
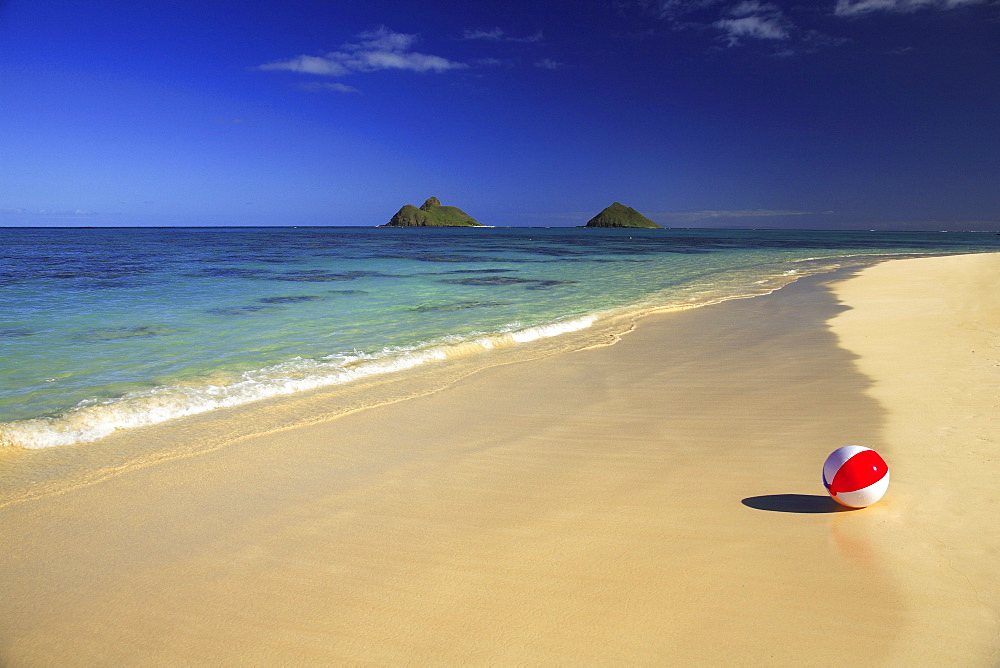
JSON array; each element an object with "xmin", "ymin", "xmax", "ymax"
[{"xmin": 2, "ymin": 226, "xmax": 997, "ymax": 451}]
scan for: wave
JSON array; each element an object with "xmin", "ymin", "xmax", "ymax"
[
  {"xmin": 0, "ymin": 315, "xmax": 597, "ymax": 450},
  {"xmin": 2, "ymin": 250, "xmax": 935, "ymax": 452}
]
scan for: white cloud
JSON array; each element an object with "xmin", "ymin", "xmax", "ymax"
[
  {"xmin": 463, "ymin": 28, "xmax": 506, "ymax": 40},
  {"xmin": 638, "ymin": 0, "xmax": 988, "ymax": 53},
  {"xmin": 259, "ymin": 27, "xmax": 466, "ymax": 78},
  {"xmin": 463, "ymin": 28, "xmax": 544, "ymax": 43},
  {"xmin": 348, "ymin": 48, "xmax": 461, "ymax": 73},
  {"xmin": 834, "ymin": 0, "xmax": 987, "ymax": 15},
  {"xmin": 259, "ymin": 54, "xmax": 350, "ymax": 76},
  {"xmin": 714, "ymin": 2, "xmax": 790, "ymax": 46},
  {"xmin": 715, "ymin": 16, "xmax": 789, "ymax": 44},
  {"xmin": 511, "ymin": 30, "xmax": 545, "ymax": 43},
  {"xmin": 299, "ymin": 82, "xmax": 362, "ymax": 94},
  {"xmin": 356, "ymin": 26, "xmax": 418, "ymax": 52},
  {"xmin": 640, "ymin": 1, "xmax": 796, "ymax": 48}
]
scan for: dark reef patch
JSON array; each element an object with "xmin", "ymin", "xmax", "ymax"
[
  {"xmin": 258, "ymin": 295, "xmax": 325, "ymax": 304},
  {"xmin": 270, "ymin": 270, "xmax": 397, "ymax": 282},
  {"xmin": 386, "ymin": 254, "xmax": 517, "ymax": 264},
  {"xmin": 187, "ymin": 267, "xmax": 276, "ymax": 280},
  {"xmin": 440, "ymin": 276, "xmax": 532, "ymax": 286},
  {"xmin": 409, "ymin": 301, "xmax": 508, "ymax": 313},
  {"xmin": 429, "ymin": 268, "xmax": 518, "ymax": 276},
  {"xmin": 207, "ymin": 293, "xmax": 329, "ymax": 316},
  {"xmin": 86, "ymin": 325, "xmax": 175, "ymax": 340},
  {"xmin": 206, "ymin": 305, "xmax": 275, "ymax": 317},
  {"xmin": 0, "ymin": 328, "xmax": 35, "ymax": 338},
  {"xmin": 524, "ymin": 279, "xmax": 579, "ymax": 290},
  {"xmin": 439, "ymin": 276, "xmax": 578, "ymax": 290}
]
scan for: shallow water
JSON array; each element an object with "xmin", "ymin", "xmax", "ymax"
[{"xmin": 1, "ymin": 226, "xmax": 996, "ymax": 449}]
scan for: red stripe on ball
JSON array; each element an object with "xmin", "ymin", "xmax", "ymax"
[{"xmin": 828, "ymin": 449, "xmax": 888, "ymax": 496}]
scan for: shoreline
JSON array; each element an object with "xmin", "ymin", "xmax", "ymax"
[
  {"xmin": 0, "ymin": 249, "xmax": 944, "ymax": 455},
  {"xmin": 0, "ymin": 254, "xmax": 997, "ymax": 663},
  {"xmin": 0, "ymin": 254, "xmax": 880, "ymax": 508}
]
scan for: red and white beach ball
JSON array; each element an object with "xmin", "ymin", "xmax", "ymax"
[{"xmin": 822, "ymin": 446, "xmax": 890, "ymax": 508}]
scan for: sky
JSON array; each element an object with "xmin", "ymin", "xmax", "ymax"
[{"xmin": 1, "ymin": 0, "xmax": 998, "ymax": 229}]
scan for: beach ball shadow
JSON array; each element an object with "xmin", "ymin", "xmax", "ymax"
[{"xmin": 741, "ymin": 494, "xmax": 851, "ymax": 514}]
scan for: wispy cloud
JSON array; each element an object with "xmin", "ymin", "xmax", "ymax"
[
  {"xmin": 460, "ymin": 27, "xmax": 550, "ymax": 71},
  {"xmin": 463, "ymin": 28, "xmax": 545, "ymax": 43},
  {"xmin": 299, "ymin": 82, "xmax": 362, "ymax": 94},
  {"xmin": 463, "ymin": 28, "xmax": 506, "ymax": 41},
  {"xmin": 514, "ymin": 29, "xmax": 545, "ymax": 43},
  {"xmin": 834, "ymin": 0, "xmax": 988, "ymax": 16},
  {"xmin": 714, "ymin": 2, "xmax": 790, "ymax": 46},
  {"xmin": 639, "ymin": 0, "xmax": 802, "ymax": 49},
  {"xmin": 638, "ymin": 0, "xmax": 985, "ymax": 52},
  {"xmin": 259, "ymin": 27, "xmax": 466, "ymax": 78},
  {"xmin": 261, "ymin": 55, "xmax": 350, "ymax": 76}
]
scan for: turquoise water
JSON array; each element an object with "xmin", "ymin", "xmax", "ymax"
[{"xmin": 1, "ymin": 226, "xmax": 997, "ymax": 449}]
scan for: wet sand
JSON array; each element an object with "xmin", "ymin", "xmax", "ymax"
[{"xmin": 0, "ymin": 254, "xmax": 996, "ymax": 664}]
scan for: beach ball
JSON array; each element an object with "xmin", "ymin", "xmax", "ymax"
[{"xmin": 822, "ymin": 446, "xmax": 889, "ymax": 508}]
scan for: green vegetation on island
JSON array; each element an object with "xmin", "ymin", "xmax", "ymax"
[
  {"xmin": 584, "ymin": 202, "xmax": 662, "ymax": 229},
  {"xmin": 381, "ymin": 197, "xmax": 484, "ymax": 227}
]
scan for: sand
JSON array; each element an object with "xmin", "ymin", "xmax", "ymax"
[
  {"xmin": 0, "ymin": 254, "xmax": 997, "ymax": 664},
  {"xmin": 829, "ymin": 253, "xmax": 1000, "ymax": 664}
]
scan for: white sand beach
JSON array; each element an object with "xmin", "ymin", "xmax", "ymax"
[{"xmin": 0, "ymin": 253, "xmax": 997, "ymax": 664}]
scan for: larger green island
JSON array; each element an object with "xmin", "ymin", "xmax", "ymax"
[
  {"xmin": 584, "ymin": 202, "xmax": 662, "ymax": 228},
  {"xmin": 380, "ymin": 197, "xmax": 484, "ymax": 227}
]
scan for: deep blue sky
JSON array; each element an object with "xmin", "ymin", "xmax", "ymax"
[{"xmin": 2, "ymin": 0, "xmax": 998, "ymax": 229}]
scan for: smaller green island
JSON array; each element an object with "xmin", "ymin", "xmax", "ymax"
[
  {"xmin": 584, "ymin": 202, "xmax": 662, "ymax": 229},
  {"xmin": 380, "ymin": 197, "xmax": 484, "ymax": 227}
]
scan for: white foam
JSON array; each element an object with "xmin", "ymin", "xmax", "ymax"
[
  {"xmin": 509, "ymin": 315, "xmax": 596, "ymax": 343},
  {"xmin": 0, "ymin": 315, "xmax": 598, "ymax": 450}
]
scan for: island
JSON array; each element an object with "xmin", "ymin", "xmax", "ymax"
[
  {"xmin": 380, "ymin": 197, "xmax": 484, "ymax": 227},
  {"xmin": 584, "ymin": 202, "xmax": 662, "ymax": 229}
]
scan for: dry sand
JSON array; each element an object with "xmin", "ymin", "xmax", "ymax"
[
  {"xmin": 829, "ymin": 253, "xmax": 999, "ymax": 664},
  {"xmin": 0, "ymin": 254, "xmax": 997, "ymax": 664}
]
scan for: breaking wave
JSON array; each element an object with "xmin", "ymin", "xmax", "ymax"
[{"xmin": 0, "ymin": 315, "xmax": 596, "ymax": 450}]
